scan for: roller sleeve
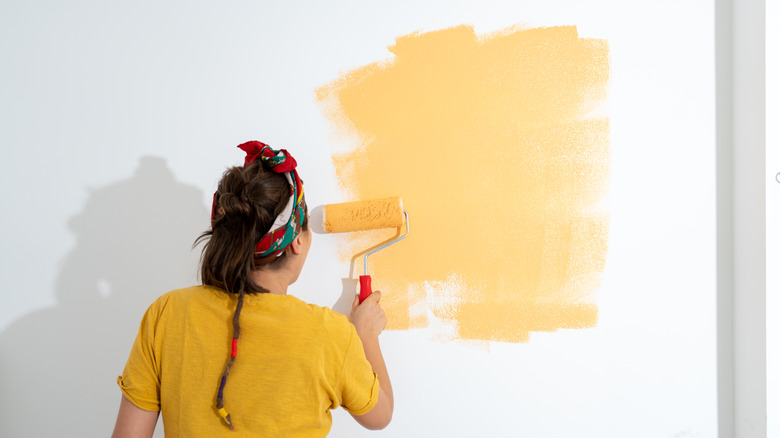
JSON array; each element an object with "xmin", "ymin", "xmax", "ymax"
[{"xmin": 322, "ymin": 196, "xmax": 404, "ymax": 233}]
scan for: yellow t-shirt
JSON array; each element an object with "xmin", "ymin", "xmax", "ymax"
[{"xmin": 117, "ymin": 285, "xmax": 379, "ymax": 437}]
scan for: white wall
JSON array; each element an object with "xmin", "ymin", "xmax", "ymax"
[
  {"xmin": 766, "ymin": 0, "xmax": 778, "ymax": 436},
  {"xmin": 0, "ymin": 0, "xmax": 764, "ymax": 436},
  {"xmin": 718, "ymin": 0, "xmax": 768, "ymax": 436}
]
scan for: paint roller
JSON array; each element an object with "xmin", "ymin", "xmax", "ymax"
[{"xmin": 321, "ymin": 196, "xmax": 409, "ymax": 303}]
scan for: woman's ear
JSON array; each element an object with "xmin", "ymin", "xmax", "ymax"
[{"xmin": 288, "ymin": 233, "xmax": 304, "ymax": 255}]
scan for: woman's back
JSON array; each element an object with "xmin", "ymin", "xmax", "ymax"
[{"xmin": 118, "ymin": 286, "xmax": 378, "ymax": 437}]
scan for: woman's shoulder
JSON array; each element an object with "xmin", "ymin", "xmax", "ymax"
[
  {"xmin": 143, "ymin": 285, "xmax": 221, "ymax": 315},
  {"xmin": 288, "ymin": 296, "xmax": 350, "ymax": 323},
  {"xmin": 152, "ymin": 285, "xmax": 212, "ymax": 303},
  {"xmin": 281, "ymin": 296, "xmax": 355, "ymax": 341}
]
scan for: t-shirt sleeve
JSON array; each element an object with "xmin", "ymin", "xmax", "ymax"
[
  {"xmin": 336, "ymin": 326, "xmax": 380, "ymax": 416},
  {"xmin": 116, "ymin": 300, "xmax": 162, "ymax": 412}
]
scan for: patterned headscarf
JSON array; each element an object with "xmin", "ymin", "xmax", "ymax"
[{"xmin": 211, "ymin": 141, "xmax": 306, "ymax": 261}]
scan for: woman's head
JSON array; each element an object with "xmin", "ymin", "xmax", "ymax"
[{"xmin": 196, "ymin": 143, "xmax": 309, "ymax": 296}]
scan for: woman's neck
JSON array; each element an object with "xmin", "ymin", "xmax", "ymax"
[{"xmin": 250, "ymin": 269, "xmax": 292, "ymax": 295}]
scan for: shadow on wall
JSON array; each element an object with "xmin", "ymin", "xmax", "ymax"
[{"xmin": 0, "ymin": 157, "xmax": 207, "ymax": 437}]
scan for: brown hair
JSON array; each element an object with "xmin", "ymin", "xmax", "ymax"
[
  {"xmin": 193, "ymin": 159, "xmax": 308, "ymax": 429},
  {"xmin": 196, "ymin": 160, "xmax": 308, "ymax": 294}
]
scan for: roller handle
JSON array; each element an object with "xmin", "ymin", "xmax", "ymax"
[{"xmin": 359, "ymin": 275, "xmax": 372, "ymax": 303}]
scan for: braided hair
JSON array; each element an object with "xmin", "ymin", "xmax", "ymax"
[{"xmin": 194, "ymin": 159, "xmax": 309, "ymax": 429}]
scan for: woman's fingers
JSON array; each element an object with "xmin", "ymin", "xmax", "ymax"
[
  {"xmin": 351, "ymin": 293, "xmax": 360, "ymax": 313},
  {"xmin": 349, "ymin": 289, "xmax": 387, "ymax": 336}
]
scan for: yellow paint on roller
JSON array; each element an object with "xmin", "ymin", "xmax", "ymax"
[
  {"xmin": 323, "ymin": 197, "xmax": 405, "ymax": 233},
  {"xmin": 317, "ymin": 24, "xmax": 610, "ymax": 343}
]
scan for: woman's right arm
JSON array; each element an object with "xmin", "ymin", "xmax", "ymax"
[{"xmin": 349, "ymin": 291, "xmax": 394, "ymax": 430}]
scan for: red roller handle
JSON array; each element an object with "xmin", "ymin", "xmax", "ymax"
[{"xmin": 359, "ymin": 275, "xmax": 372, "ymax": 303}]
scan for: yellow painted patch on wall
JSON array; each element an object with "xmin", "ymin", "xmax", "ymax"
[{"xmin": 317, "ymin": 24, "xmax": 610, "ymax": 343}]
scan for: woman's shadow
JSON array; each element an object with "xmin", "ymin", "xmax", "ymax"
[{"xmin": 0, "ymin": 157, "xmax": 207, "ymax": 437}]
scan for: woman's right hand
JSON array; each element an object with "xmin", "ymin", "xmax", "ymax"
[{"xmin": 349, "ymin": 290, "xmax": 387, "ymax": 338}]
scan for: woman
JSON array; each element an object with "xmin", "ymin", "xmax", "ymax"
[{"xmin": 112, "ymin": 141, "xmax": 393, "ymax": 437}]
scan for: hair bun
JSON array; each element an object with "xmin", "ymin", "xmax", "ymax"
[
  {"xmin": 217, "ymin": 192, "xmax": 254, "ymax": 220},
  {"xmin": 211, "ymin": 164, "xmax": 288, "ymax": 233}
]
